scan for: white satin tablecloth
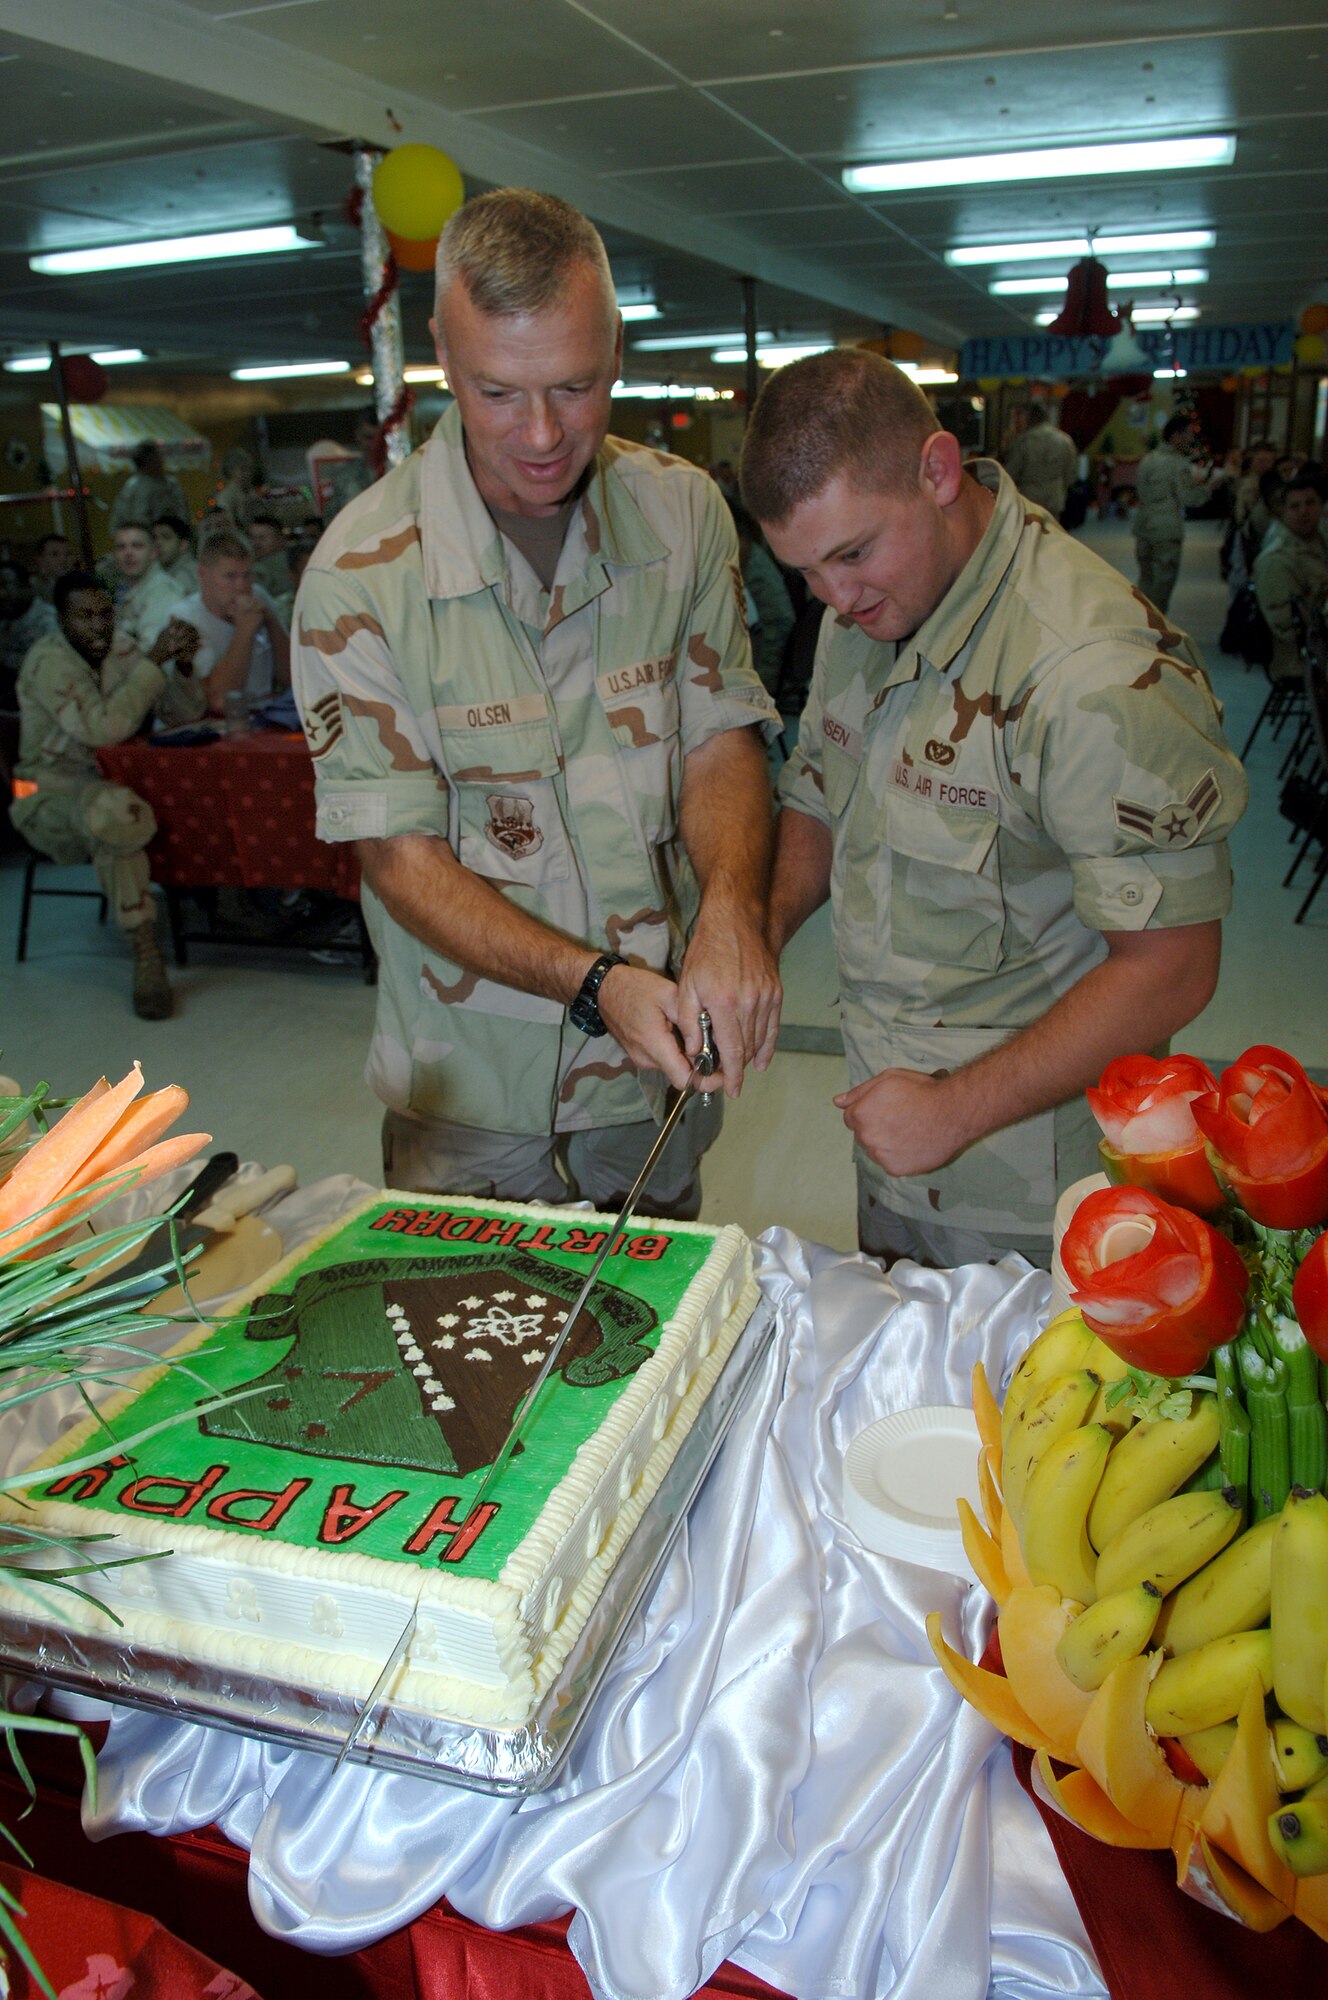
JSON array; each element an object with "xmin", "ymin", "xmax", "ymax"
[{"xmin": 27, "ymin": 1190, "xmax": 1107, "ymax": 2000}]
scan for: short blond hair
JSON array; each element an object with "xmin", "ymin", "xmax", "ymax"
[
  {"xmin": 740, "ymin": 348, "xmax": 941, "ymax": 527},
  {"xmin": 436, "ymin": 188, "xmax": 614, "ymax": 318}
]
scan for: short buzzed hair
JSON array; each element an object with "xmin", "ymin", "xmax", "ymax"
[
  {"xmin": 740, "ymin": 349, "xmax": 941, "ymax": 528},
  {"xmin": 199, "ymin": 531, "xmax": 251, "ymax": 566},
  {"xmin": 436, "ymin": 188, "xmax": 614, "ymax": 318}
]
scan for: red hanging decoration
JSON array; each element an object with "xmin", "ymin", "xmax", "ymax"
[{"xmin": 1046, "ymin": 258, "xmax": 1122, "ymax": 338}]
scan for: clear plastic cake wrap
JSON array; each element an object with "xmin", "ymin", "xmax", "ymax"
[{"xmin": 0, "ymin": 1297, "xmax": 776, "ymax": 1795}]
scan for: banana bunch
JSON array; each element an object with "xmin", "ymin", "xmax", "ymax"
[{"xmin": 929, "ymin": 1309, "xmax": 1328, "ymax": 1941}]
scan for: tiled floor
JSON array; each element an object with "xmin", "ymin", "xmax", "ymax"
[{"xmin": 1, "ymin": 517, "xmax": 1321, "ymax": 1253}]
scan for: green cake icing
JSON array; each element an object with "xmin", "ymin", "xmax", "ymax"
[{"xmin": 38, "ymin": 1196, "xmax": 716, "ymax": 1579}]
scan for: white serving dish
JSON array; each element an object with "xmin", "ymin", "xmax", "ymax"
[{"xmin": 843, "ymin": 1406, "xmax": 983, "ymax": 1577}]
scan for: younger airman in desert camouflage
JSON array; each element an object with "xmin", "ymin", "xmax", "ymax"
[{"xmin": 744, "ymin": 349, "xmax": 1247, "ymax": 1269}]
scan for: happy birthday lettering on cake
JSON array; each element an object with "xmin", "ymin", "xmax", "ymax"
[
  {"xmin": 44, "ymin": 1453, "xmax": 499, "ymax": 1563},
  {"xmin": 367, "ymin": 1206, "xmax": 675, "ymax": 1258}
]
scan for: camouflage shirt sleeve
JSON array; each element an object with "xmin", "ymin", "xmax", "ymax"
[
  {"xmin": 775, "ymin": 609, "xmax": 831, "ymax": 827},
  {"xmin": 44, "ymin": 651, "xmax": 166, "ymax": 749},
  {"xmin": 1011, "ymin": 643, "xmax": 1248, "ymax": 932},
  {"xmin": 675, "ymin": 479, "xmax": 780, "ymax": 756},
  {"xmin": 291, "ymin": 566, "xmax": 450, "ymax": 844},
  {"xmin": 1253, "ymin": 543, "xmax": 1303, "ymax": 647}
]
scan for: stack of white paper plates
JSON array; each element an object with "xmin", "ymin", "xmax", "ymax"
[{"xmin": 843, "ymin": 1406, "xmax": 983, "ymax": 1576}]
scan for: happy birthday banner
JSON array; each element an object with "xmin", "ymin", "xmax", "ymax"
[{"xmin": 959, "ymin": 321, "xmax": 1294, "ymax": 382}]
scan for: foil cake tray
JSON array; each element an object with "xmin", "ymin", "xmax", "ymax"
[{"xmin": 0, "ymin": 1297, "xmax": 777, "ymax": 1796}]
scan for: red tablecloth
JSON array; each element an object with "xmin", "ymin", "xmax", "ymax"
[
  {"xmin": 0, "ymin": 1732, "xmax": 789, "ymax": 2000},
  {"xmin": 0, "ymin": 1860, "xmax": 261, "ymax": 1999},
  {"xmin": 98, "ymin": 731, "xmax": 359, "ymax": 899}
]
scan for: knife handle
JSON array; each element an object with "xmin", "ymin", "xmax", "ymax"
[{"xmin": 177, "ymin": 1151, "xmax": 240, "ymax": 1220}]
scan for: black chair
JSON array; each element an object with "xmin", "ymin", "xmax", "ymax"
[
  {"xmin": 15, "ymin": 851, "xmax": 108, "ymax": 962},
  {"xmin": 1283, "ymin": 609, "xmax": 1328, "ymax": 924}
]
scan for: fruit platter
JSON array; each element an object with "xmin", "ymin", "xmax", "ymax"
[{"xmin": 928, "ymin": 1045, "xmax": 1328, "ymax": 1937}]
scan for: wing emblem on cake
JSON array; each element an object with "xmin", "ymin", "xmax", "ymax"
[{"xmin": 201, "ymin": 1248, "xmax": 660, "ymax": 1479}]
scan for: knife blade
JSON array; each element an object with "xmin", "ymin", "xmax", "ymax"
[
  {"xmin": 98, "ymin": 1149, "xmax": 240, "ymax": 1297},
  {"xmin": 468, "ymin": 1012, "xmax": 718, "ymax": 1520}
]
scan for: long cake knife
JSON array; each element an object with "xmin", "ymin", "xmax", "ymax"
[
  {"xmin": 466, "ymin": 1010, "xmax": 718, "ymax": 1521},
  {"xmin": 334, "ymin": 1012, "xmax": 716, "ymax": 1767}
]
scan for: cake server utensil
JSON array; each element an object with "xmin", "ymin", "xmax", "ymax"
[
  {"xmin": 334, "ymin": 1014, "xmax": 717, "ymax": 1767},
  {"xmin": 468, "ymin": 1010, "xmax": 718, "ymax": 1520}
]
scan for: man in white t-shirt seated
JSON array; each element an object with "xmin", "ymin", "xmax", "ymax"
[{"xmin": 171, "ymin": 530, "xmax": 291, "ymax": 716}]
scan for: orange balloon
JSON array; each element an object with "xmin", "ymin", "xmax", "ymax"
[
  {"xmin": 387, "ymin": 230, "xmax": 439, "ymax": 272},
  {"xmin": 889, "ymin": 328, "xmax": 926, "ymax": 362},
  {"xmin": 1299, "ymin": 303, "xmax": 1328, "ymax": 335}
]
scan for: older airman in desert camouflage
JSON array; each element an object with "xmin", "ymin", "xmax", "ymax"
[
  {"xmin": 293, "ymin": 189, "xmax": 780, "ymax": 1214},
  {"xmin": 744, "ymin": 349, "xmax": 1247, "ymax": 1269}
]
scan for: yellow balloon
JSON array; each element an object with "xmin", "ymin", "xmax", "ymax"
[
  {"xmin": 976, "ymin": 376, "xmax": 1002, "ymax": 392},
  {"xmin": 1294, "ymin": 332, "xmax": 1326, "ymax": 364},
  {"xmin": 372, "ymin": 145, "xmax": 465, "ymax": 243}
]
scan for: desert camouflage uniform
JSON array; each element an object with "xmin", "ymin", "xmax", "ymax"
[
  {"xmin": 1002, "ymin": 422, "xmax": 1078, "ymax": 517},
  {"xmin": 293, "ymin": 403, "xmax": 777, "ymax": 1191},
  {"xmin": 778, "ymin": 460, "xmax": 1247, "ymax": 1264},
  {"xmin": 1254, "ymin": 528, "xmax": 1328, "ymax": 684},
  {"xmin": 11, "ymin": 628, "xmax": 206, "ymax": 929},
  {"xmin": 1133, "ymin": 441, "xmax": 1205, "ymax": 613}
]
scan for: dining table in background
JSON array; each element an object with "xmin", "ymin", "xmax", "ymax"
[{"xmin": 97, "ymin": 727, "xmax": 367, "ymax": 970}]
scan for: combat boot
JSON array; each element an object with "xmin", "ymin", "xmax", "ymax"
[{"xmin": 129, "ymin": 925, "xmax": 174, "ymax": 1020}]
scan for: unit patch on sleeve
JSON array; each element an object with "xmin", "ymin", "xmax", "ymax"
[{"xmin": 1113, "ymin": 769, "xmax": 1220, "ymax": 848}]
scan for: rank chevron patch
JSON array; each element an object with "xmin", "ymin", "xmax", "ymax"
[{"xmin": 1113, "ymin": 769, "xmax": 1220, "ymax": 848}]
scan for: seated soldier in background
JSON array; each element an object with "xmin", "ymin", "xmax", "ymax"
[
  {"xmin": 247, "ymin": 513, "xmax": 290, "ymax": 600},
  {"xmin": 109, "ymin": 523, "xmax": 182, "ymax": 659},
  {"xmin": 172, "ymin": 531, "xmax": 291, "ymax": 716},
  {"xmin": 151, "ymin": 514, "xmax": 200, "ymax": 592},
  {"xmin": 0, "ymin": 560, "xmax": 56, "ymax": 709},
  {"xmin": 11, "ymin": 572, "xmax": 204, "ymax": 1019},
  {"xmin": 32, "ymin": 534, "xmax": 76, "ymax": 604},
  {"xmin": 272, "ymin": 535, "xmax": 316, "ymax": 626},
  {"xmin": 1254, "ymin": 463, "xmax": 1328, "ymax": 683}
]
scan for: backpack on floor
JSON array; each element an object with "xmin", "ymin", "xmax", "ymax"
[{"xmin": 1219, "ymin": 583, "xmax": 1273, "ymax": 668}]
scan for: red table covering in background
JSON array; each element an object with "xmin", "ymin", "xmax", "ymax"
[
  {"xmin": 98, "ymin": 731, "xmax": 359, "ymax": 900},
  {"xmin": 0, "ymin": 1860, "xmax": 261, "ymax": 1999},
  {"xmin": 0, "ymin": 1733, "xmax": 789, "ymax": 2000}
]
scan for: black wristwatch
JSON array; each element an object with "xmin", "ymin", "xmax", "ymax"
[{"xmin": 569, "ymin": 953, "xmax": 627, "ymax": 1037}]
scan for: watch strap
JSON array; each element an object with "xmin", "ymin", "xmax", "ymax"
[{"xmin": 569, "ymin": 952, "xmax": 627, "ymax": 1036}]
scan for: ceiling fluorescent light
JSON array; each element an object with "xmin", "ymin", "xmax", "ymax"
[
  {"xmin": 633, "ymin": 331, "xmax": 772, "ymax": 351},
  {"xmin": 1154, "ymin": 368, "xmax": 1188, "ymax": 379},
  {"xmin": 991, "ymin": 268, "xmax": 1207, "ymax": 296},
  {"xmin": 1033, "ymin": 303, "xmax": 1200, "ymax": 326},
  {"xmin": 947, "ymin": 229, "xmax": 1215, "ymax": 266},
  {"xmin": 712, "ymin": 341, "xmax": 833, "ymax": 367},
  {"xmin": 618, "ymin": 302, "xmax": 660, "ymax": 322},
  {"xmin": 31, "ymin": 224, "xmax": 320, "ymax": 276},
  {"xmin": 896, "ymin": 363, "xmax": 959, "ymax": 385},
  {"xmin": 1129, "ymin": 304, "xmax": 1201, "ymax": 322},
  {"xmin": 5, "ymin": 345, "xmax": 147, "ymax": 372},
  {"xmin": 844, "ymin": 134, "xmax": 1235, "ymax": 194},
  {"xmin": 612, "ymin": 382, "xmax": 696, "ymax": 399},
  {"xmin": 231, "ymin": 360, "xmax": 350, "ymax": 381}
]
